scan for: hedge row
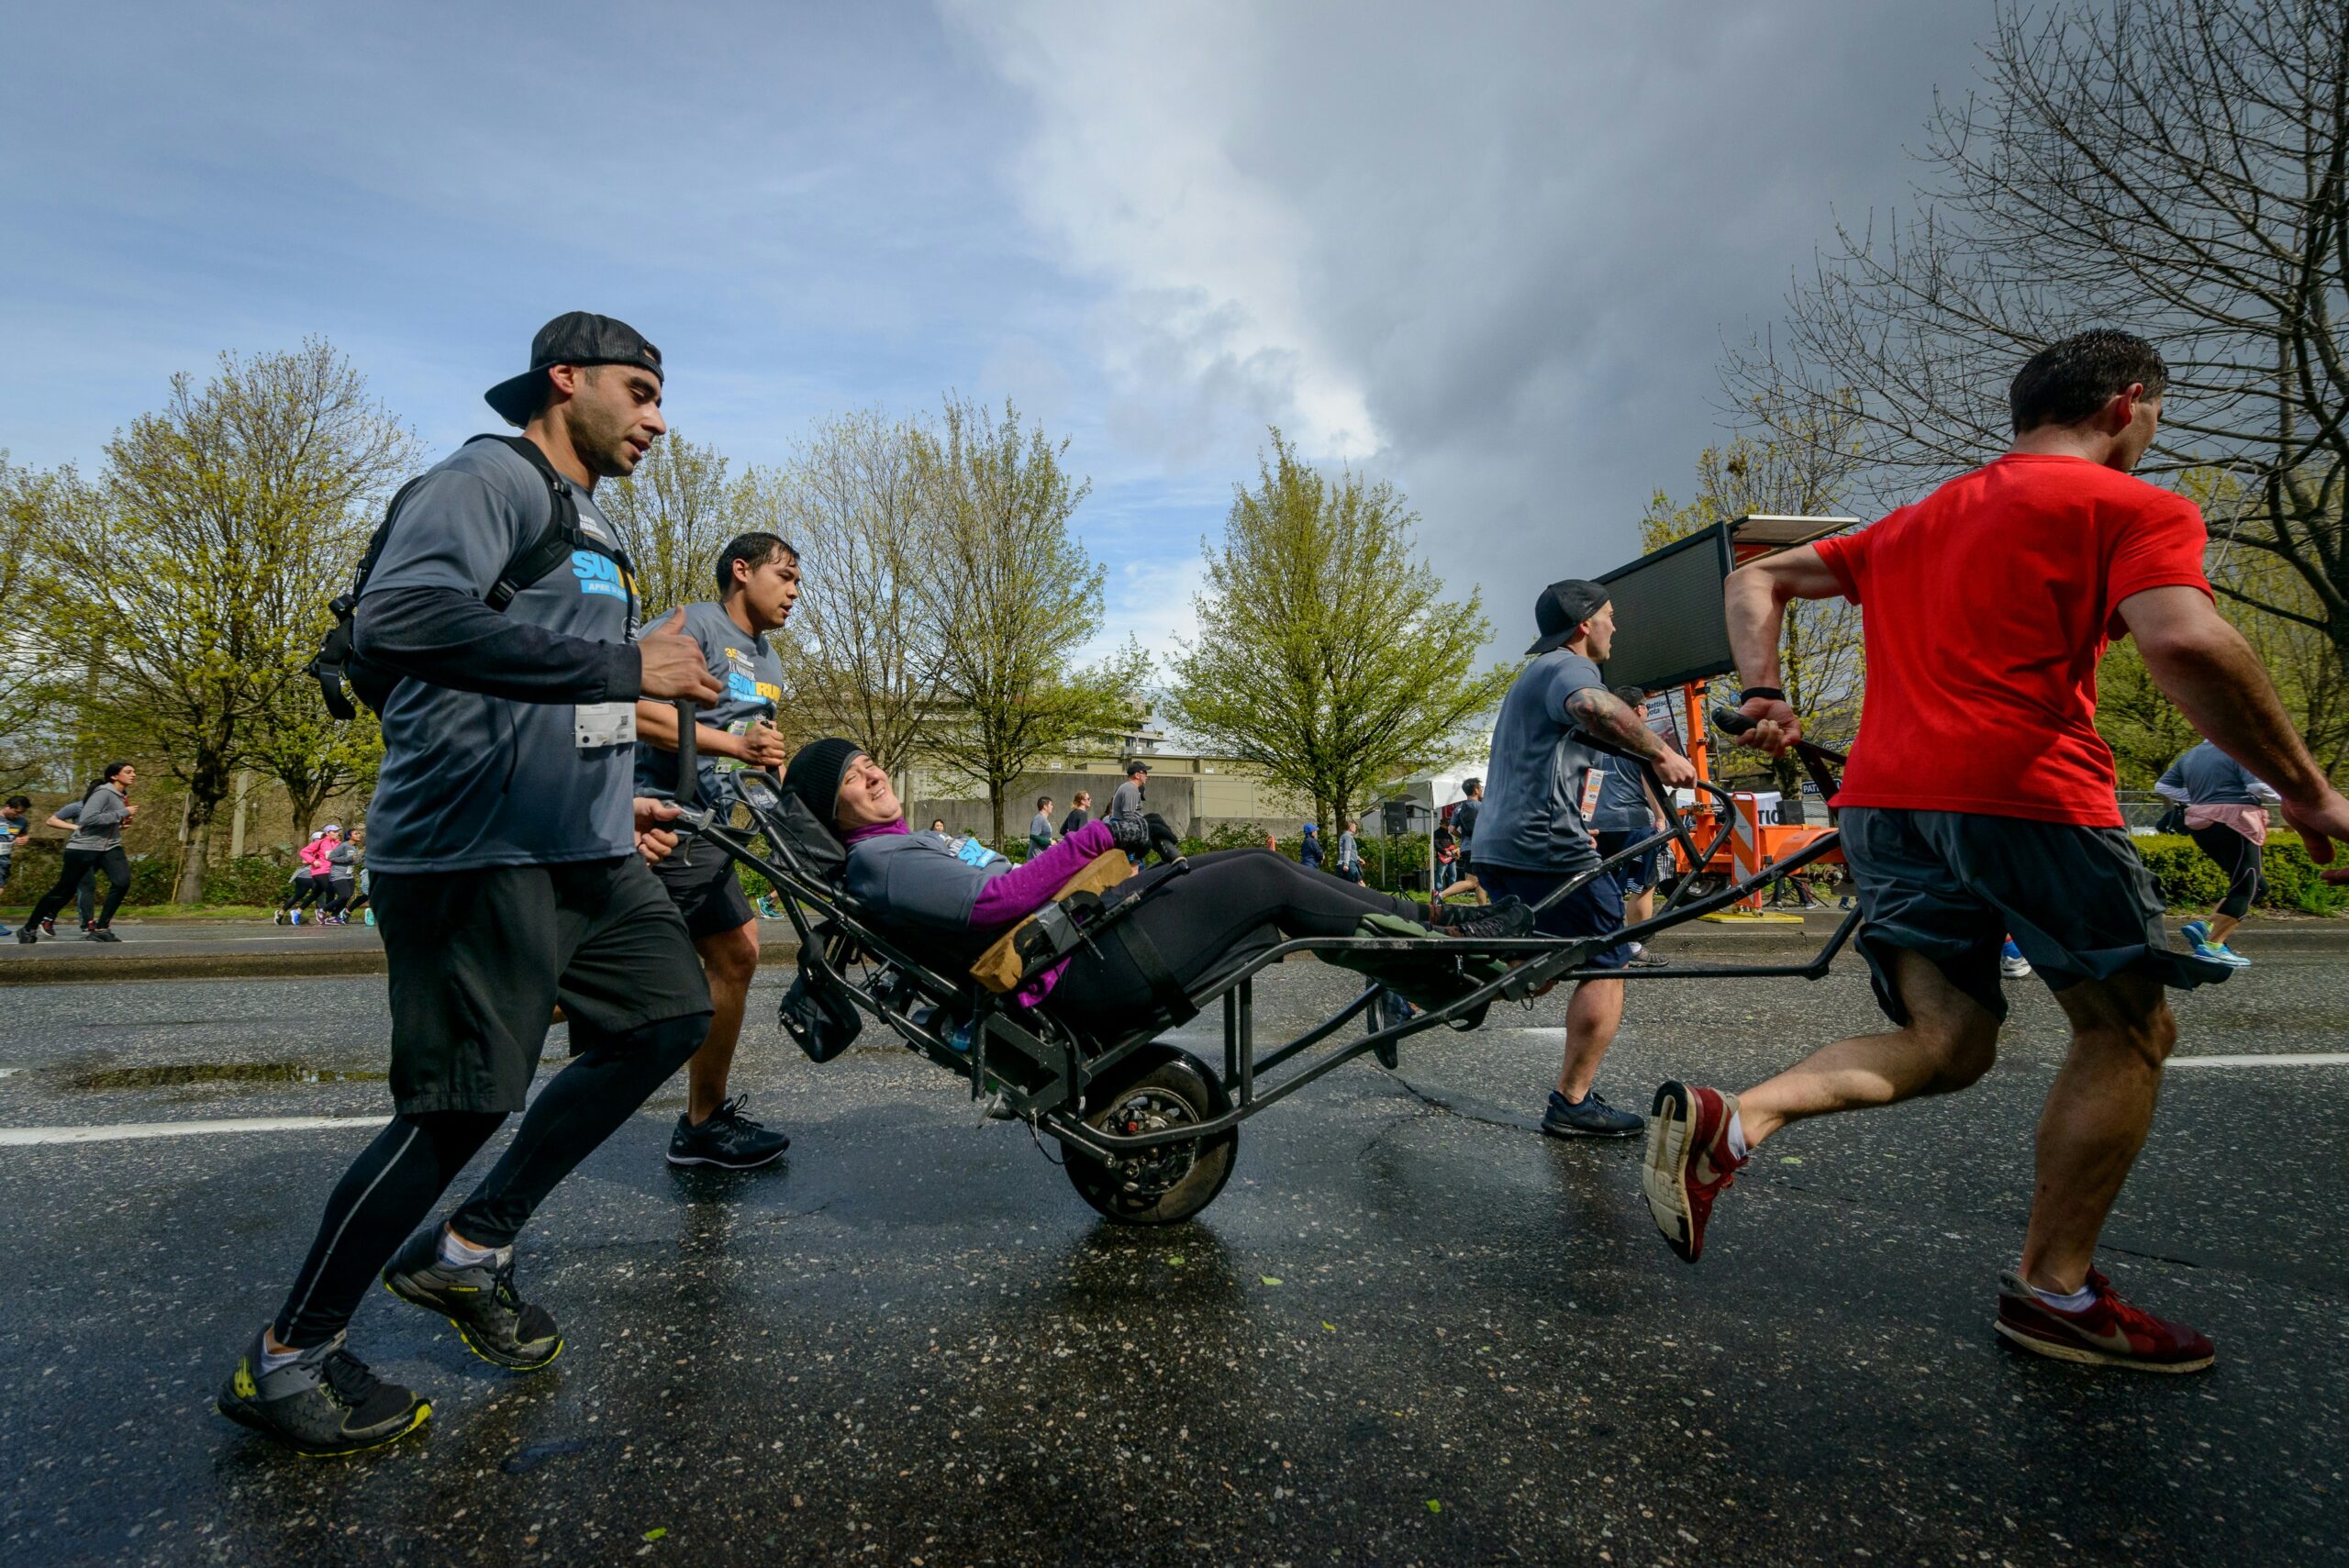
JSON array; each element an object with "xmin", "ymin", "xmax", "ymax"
[{"xmin": 2131, "ymin": 832, "xmax": 2346, "ymax": 916}]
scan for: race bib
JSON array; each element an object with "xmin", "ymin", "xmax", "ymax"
[
  {"xmin": 1579, "ymin": 767, "xmax": 1606, "ymax": 820},
  {"xmin": 573, "ymin": 702, "xmax": 638, "ymax": 751}
]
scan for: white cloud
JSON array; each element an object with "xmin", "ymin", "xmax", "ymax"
[{"xmin": 941, "ymin": 0, "xmax": 1990, "ymax": 647}]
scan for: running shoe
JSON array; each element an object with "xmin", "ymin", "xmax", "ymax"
[
  {"xmin": 668, "ymin": 1095, "xmax": 791, "ymax": 1169},
  {"xmin": 216, "ymin": 1329, "xmax": 430, "ymax": 1456},
  {"xmin": 84, "ymin": 928, "xmax": 121, "ymax": 943},
  {"xmin": 273, "ymin": 908, "xmax": 288, "ymax": 926},
  {"xmin": 1993, "ymin": 1270, "xmax": 2215, "ymax": 1373},
  {"xmin": 381, "ymin": 1228, "xmax": 563, "ymax": 1371},
  {"xmin": 13, "ymin": 928, "xmax": 32, "ymax": 945},
  {"xmin": 1440, "ymin": 897, "xmax": 1535, "ymax": 941},
  {"xmin": 2179, "ymin": 919, "xmax": 2209, "ymax": 949},
  {"xmin": 1541, "ymin": 1086, "xmax": 1642, "ymax": 1139},
  {"xmin": 2192, "ymin": 940, "xmax": 2250, "ymax": 969},
  {"xmin": 39, "ymin": 917, "xmax": 56, "ymax": 936},
  {"xmin": 1999, "ymin": 939, "xmax": 2032, "ymax": 979},
  {"xmin": 1642, "ymin": 1081, "xmax": 1746, "ymax": 1262}
]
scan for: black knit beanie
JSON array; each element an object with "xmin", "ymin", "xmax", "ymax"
[{"xmin": 784, "ymin": 737, "xmax": 869, "ymax": 833}]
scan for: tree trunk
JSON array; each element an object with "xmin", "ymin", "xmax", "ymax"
[
  {"xmin": 228, "ymin": 770, "xmax": 250, "ymax": 859},
  {"xmin": 989, "ymin": 784, "xmax": 1008, "ymax": 850},
  {"xmin": 176, "ymin": 789, "xmax": 222, "ymax": 904}
]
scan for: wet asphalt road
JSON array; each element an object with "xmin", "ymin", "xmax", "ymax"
[{"xmin": 1, "ymin": 925, "xmax": 2344, "ymax": 1567}]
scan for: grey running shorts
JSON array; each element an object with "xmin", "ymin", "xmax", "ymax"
[{"xmin": 1841, "ymin": 806, "xmax": 2229, "ymax": 1025}]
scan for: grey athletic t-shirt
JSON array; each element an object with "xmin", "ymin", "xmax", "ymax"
[
  {"xmin": 2157, "ymin": 740, "xmax": 2275, "ymax": 807},
  {"xmin": 632, "ymin": 600, "xmax": 785, "ymax": 805},
  {"xmin": 1474, "ymin": 649, "xmax": 1609, "ymax": 875},
  {"xmin": 1589, "ymin": 756, "xmax": 1657, "ymax": 833},
  {"xmin": 63, "ymin": 785, "xmax": 128, "ymax": 852},
  {"xmin": 362, "ymin": 440, "xmax": 636, "ymax": 873}
]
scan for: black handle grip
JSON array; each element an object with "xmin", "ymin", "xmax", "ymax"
[
  {"xmin": 1711, "ymin": 705, "xmax": 1758, "ymax": 736},
  {"xmin": 674, "ymin": 701, "xmax": 698, "ymax": 807}
]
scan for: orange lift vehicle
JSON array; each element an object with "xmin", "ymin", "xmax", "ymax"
[{"xmin": 1594, "ymin": 515, "xmax": 1855, "ymax": 918}]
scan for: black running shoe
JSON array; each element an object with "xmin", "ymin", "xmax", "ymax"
[
  {"xmin": 216, "ymin": 1329, "xmax": 429, "ymax": 1456},
  {"xmin": 667, "ymin": 1095, "xmax": 791, "ymax": 1170},
  {"xmin": 84, "ymin": 928, "xmax": 121, "ymax": 943},
  {"xmin": 13, "ymin": 928, "xmax": 32, "ymax": 945},
  {"xmin": 381, "ymin": 1228, "xmax": 562, "ymax": 1371},
  {"xmin": 1442, "ymin": 896, "xmax": 1536, "ymax": 941}
]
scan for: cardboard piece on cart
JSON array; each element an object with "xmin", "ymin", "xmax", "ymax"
[{"xmin": 970, "ymin": 849, "xmax": 1135, "ymax": 994}]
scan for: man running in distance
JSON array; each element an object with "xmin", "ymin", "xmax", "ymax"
[
  {"xmin": 1643, "ymin": 330, "xmax": 2349, "ymax": 1372},
  {"xmin": 1476, "ymin": 581, "xmax": 1698, "ymax": 1138},
  {"xmin": 216, "ymin": 312, "xmax": 723, "ymax": 1455},
  {"xmin": 633, "ymin": 531, "xmax": 799, "ymax": 1170}
]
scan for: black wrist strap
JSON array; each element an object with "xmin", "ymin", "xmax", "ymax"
[{"xmin": 1737, "ymin": 685, "xmax": 1787, "ymax": 705}]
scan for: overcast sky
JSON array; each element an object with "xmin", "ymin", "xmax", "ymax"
[{"xmin": 1, "ymin": 1, "xmax": 1995, "ymax": 663}]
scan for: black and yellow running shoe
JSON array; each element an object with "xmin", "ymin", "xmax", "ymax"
[
  {"xmin": 216, "ymin": 1329, "xmax": 429, "ymax": 1457},
  {"xmin": 382, "ymin": 1228, "xmax": 562, "ymax": 1371}
]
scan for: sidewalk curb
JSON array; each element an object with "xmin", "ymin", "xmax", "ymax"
[{"xmin": 2, "ymin": 915, "xmax": 2341, "ymax": 985}]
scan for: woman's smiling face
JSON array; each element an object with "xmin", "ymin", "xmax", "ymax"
[{"xmin": 833, "ymin": 754, "xmax": 901, "ymax": 830}]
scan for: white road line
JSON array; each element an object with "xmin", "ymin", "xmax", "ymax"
[
  {"xmin": 0, "ymin": 1116, "xmax": 378, "ymax": 1147},
  {"xmin": 2167, "ymin": 1052, "xmax": 2349, "ymax": 1070}
]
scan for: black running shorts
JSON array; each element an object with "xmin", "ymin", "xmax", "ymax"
[
  {"xmin": 651, "ymin": 836, "xmax": 759, "ymax": 940},
  {"xmin": 1841, "ymin": 806, "xmax": 2227, "ymax": 1026},
  {"xmin": 1477, "ymin": 863, "xmax": 1631, "ymax": 970},
  {"xmin": 373, "ymin": 855, "xmax": 712, "ymax": 1115}
]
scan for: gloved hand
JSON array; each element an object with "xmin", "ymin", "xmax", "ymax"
[{"xmin": 1108, "ymin": 812, "xmax": 1186, "ymax": 864}]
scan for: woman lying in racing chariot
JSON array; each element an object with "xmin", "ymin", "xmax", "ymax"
[{"xmin": 779, "ymin": 738, "xmax": 1536, "ymax": 1029}]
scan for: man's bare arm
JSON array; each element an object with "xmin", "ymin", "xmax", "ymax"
[
  {"xmin": 1720, "ymin": 546, "xmax": 1844, "ymax": 755},
  {"xmin": 632, "ymin": 700, "xmax": 746, "ymax": 760},
  {"xmin": 2122, "ymin": 584, "xmax": 2349, "ymax": 862},
  {"xmin": 1565, "ymin": 687, "xmax": 1698, "ymax": 786},
  {"xmin": 1723, "ymin": 546, "xmax": 1843, "ymax": 691}
]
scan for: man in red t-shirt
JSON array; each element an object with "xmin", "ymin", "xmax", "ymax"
[{"xmin": 1641, "ymin": 330, "xmax": 2349, "ymax": 1373}]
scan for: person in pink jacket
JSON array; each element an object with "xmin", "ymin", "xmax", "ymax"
[{"xmin": 275, "ymin": 828, "xmax": 339, "ymax": 924}]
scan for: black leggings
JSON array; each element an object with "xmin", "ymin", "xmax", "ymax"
[
  {"xmin": 27, "ymin": 847, "xmax": 128, "ymax": 931},
  {"xmin": 318, "ymin": 878, "xmax": 356, "ymax": 917},
  {"xmin": 1046, "ymin": 849, "xmax": 1425, "ymax": 1029},
  {"xmin": 272, "ymin": 1013, "xmax": 704, "ymax": 1349},
  {"xmin": 2189, "ymin": 823, "xmax": 2265, "ymax": 919},
  {"xmin": 282, "ymin": 873, "xmax": 329, "ymax": 911}
]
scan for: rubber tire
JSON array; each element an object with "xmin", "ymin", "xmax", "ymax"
[{"xmin": 1062, "ymin": 1045, "xmax": 1239, "ymax": 1225}]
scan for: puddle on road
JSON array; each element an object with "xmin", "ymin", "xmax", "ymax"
[{"xmin": 67, "ymin": 1062, "xmax": 387, "ymax": 1091}]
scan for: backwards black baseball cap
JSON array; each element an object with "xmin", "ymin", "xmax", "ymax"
[
  {"xmin": 484, "ymin": 311, "xmax": 663, "ymax": 428},
  {"xmin": 1525, "ymin": 578, "xmax": 1610, "ymax": 656}
]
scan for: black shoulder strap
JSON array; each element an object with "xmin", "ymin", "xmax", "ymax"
[{"xmin": 466, "ymin": 434, "xmax": 639, "ymax": 635}]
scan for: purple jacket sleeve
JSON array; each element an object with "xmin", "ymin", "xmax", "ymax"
[{"xmin": 968, "ymin": 821, "xmax": 1117, "ymax": 929}]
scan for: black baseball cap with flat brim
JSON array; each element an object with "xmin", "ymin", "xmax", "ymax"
[
  {"xmin": 484, "ymin": 311, "xmax": 663, "ymax": 428},
  {"xmin": 1526, "ymin": 578, "xmax": 1610, "ymax": 656}
]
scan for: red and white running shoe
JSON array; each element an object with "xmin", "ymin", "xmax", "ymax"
[
  {"xmin": 1994, "ymin": 1270, "xmax": 2215, "ymax": 1373},
  {"xmin": 1642, "ymin": 1081, "xmax": 1745, "ymax": 1262}
]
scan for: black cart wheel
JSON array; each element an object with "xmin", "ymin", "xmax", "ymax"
[{"xmin": 1061, "ymin": 1045, "xmax": 1238, "ymax": 1225}]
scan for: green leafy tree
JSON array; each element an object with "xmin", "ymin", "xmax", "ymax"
[
  {"xmin": 27, "ymin": 343, "xmax": 415, "ymax": 900},
  {"xmin": 596, "ymin": 432, "xmax": 753, "ymax": 617},
  {"xmin": 751, "ymin": 408, "xmax": 947, "ymax": 771},
  {"xmin": 912, "ymin": 395, "xmax": 1147, "ymax": 842},
  {"xmin": 246, "ymin": 681, "xmax": 384, "ymax": 845},
  {"xmin": 1167, "ymin": 429, "xmax": 1515, "ymax": 835},
  {"xmin": 0, "ymin": 457, "xmax": 69, "ymax": 790}
]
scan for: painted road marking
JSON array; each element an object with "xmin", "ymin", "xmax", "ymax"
[
  {"xmin": 2167, "ymin": 1052, "xmax": 2349, "ymax": 1069},
  {"xmin": 0, "ymin": 1116, "xmax": 377, "ymax": 1146}
]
